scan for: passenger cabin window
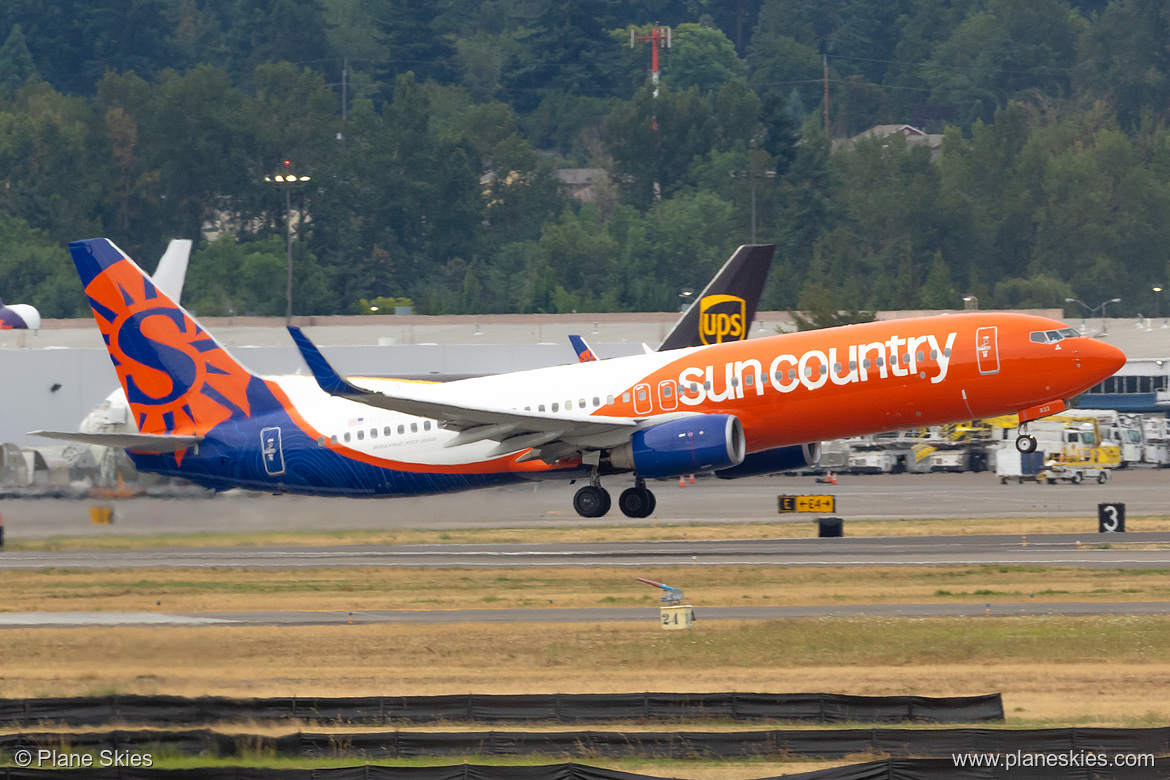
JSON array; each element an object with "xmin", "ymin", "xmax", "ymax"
[
  {"xmin": 538, "ymin": 404, "xmax": 545, "ymax": 412},
  {"xmin": 552, "ymin": 403, "xmax": 559, "ymax": 412},
  {"xmin": 622, "ymin": 392, "xmax": 631, "ymax": 402},
  {"xmin": 663, "ymin": 385, "xmax": 673, "ymax": 397},
  {"xmin": 424, "ymin": 420, "xmax": 431, "ymax": 431},
  {"xmin": 593, "ymin": 397, "xmax": 600, "ymax": 407},
  {"xmin": 370, "ymin": 428, "xmax": 377, "ymax": 438},
  {"xmin": 565, "ymin": 400, "xmax": 573, "ymax": 410},
  {"xmin": 384, "ymin": 426, "xmax": 392, "ymax": 436},
  {"xmin": 330, "ymin": 435, "xmax": 338, "ymax": 444},
  {"xmin": 607, "ymin": 395, "xmax": 614, "ymax": 405},
  {"xmin": 579, "ymin": 398, "xmax": 586, "ymax": 407},
  {"xmin": 636, "ymin": 388, "xmax": 647, "ymax": 401},
  {"xmin": 344, "ymin": 432, "xmax": 351, "ymax": 442},
  {"xmin": 397, "ymin": 424, "xmax": 405, "ymax": 434},
  {"xmin": 410, "ymin": 423, "xmax": 418, "ymax": 433},
  {"xmin": 317, "ymin": 436, "xmax": 326, "ymax": 447},
  {"xmin": 357, "ymin": 430, "xmax": 364, "ymax": 440}
]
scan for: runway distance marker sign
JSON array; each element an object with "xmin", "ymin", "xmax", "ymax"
[{"xmin": 778, "ymin": 495, "xmax": 836, "ymax": 514}]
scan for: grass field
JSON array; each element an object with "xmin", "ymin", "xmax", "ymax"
[
  {"xmin": 2, "ymin": 618, "xmax": 1169, "ymax": 728},
  {"xmin": 1, "ymin": 564, "xmax": 1168, "ymax": 613},
  {"xmin": 8, "ymin": 514, "xmax": 1170, "ymax": 552}
]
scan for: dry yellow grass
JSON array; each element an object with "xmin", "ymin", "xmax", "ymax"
[
  {"xmin": 1, "ymin": 619, "xmax": 1168, "ymax": 727},
  {"xmin": 2, "ymin": 564, "xmax": 1168, "ymax": 613},
  {"xmin": 10, "ymin": 514, "xmax": 1170, "ymax": 552}
]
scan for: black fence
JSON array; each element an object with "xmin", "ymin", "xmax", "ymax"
[
  {"xmin": 1, "ymin": 758, "xmax": 1168, "ymax": 780},
  {"xmin": 2, "ymin": 727, "xmax": 1168, "ymax": 760},
  {"xmin": 0, "ymin": 693, "xmax": 1003, "ymax": 727}
]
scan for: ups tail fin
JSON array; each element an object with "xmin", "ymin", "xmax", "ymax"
[
  {"xmin": 68, "ymin": 238, "xmax": 279, "ymax": 435},
  {"xmin": 658, "ymin": 244, "xmax": 775, "ymax": 351}
]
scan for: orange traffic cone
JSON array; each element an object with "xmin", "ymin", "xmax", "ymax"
[{"xmin": 679, "ymin": 476, "xmax": 686, "ymax": 487}]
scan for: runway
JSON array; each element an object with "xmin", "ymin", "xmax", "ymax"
[
  {"xmin": 2, "ymin": 471, "xmax": 1168, "ymax": 539},
  {"xmin": 2, "ymin": 601, "xmax": 1169, "ymax": 629},
  {"xmin": 2, "ymin": 532, "xmax": 1168, "ymax": 570}
]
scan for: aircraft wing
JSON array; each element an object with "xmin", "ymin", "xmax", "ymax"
[
  {"xmin": 29, "ymin": 430, "xmax": 203, "ymax": 453},
  {"xmin": 288, "ymin": 327, "xmax": 648, "ymax": 459}
]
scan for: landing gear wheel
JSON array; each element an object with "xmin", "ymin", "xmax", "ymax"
[
  {"xmin": 1015, "ymin": 435, "xmax": 1038, "ymax": 454},
  {"xmin": 619, "ymin": 486, "xmax": 656, "ymax": 518},
  {"xmin": 573, "ymin": 485, "xmax": 611, "ymax": 518}
]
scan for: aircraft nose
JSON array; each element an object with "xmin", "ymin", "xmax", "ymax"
[{"xmin": 1078, "ymin": 337, "xmax": 1127, "ymax": 380}]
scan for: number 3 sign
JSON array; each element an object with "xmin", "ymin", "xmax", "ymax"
[{"xmin": 1098, "ymin": 503, "xmax": 1125, "ymax": 533}]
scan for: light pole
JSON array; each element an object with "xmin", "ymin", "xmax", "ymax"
[
  {"xmin": 1154, "ymin": 285, "xmax": 1165, "ymax": 327},
  {"xmin": 729, "ymin": 150, "xmax": 777, "ymax": 244},
  {"xmin": 1065, "ymin": 297, "xmax": 1121, "ymax": 335},
  {"xmin": 265, "ymin": 160, "xmax": 311, "ymax": 325}
]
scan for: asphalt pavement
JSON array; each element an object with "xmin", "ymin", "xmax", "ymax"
[
  {"xmin": 1, "ymin": 471, "xmax": 1167, "ymax": 539},
  {"xmin": 0, "ymin": 532, "xmax": 1167, "ymax": 570},
  {"xmin": 2, "ymin": 601, "xmax": 1169, "ymax": 629}
]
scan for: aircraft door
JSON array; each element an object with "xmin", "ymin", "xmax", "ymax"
[
  {"xmin": 658, "ymin": 380, "xmax": 678, "ymax": 411},
  {"xmin": 633, "ymin": 383, "xmax": 653, "ymax": 414},
  {"xmin": 261, "ymin": 426, "xmax": 286, "ymax": 476},
  {"xmin": 975, "ymin": 326, "xmax": 1000, "ymax": 375}
]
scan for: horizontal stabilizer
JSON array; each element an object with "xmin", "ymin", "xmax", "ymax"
[{"xmin": 29, "ymin": 431, "xmax": 202, "ymax": 453}]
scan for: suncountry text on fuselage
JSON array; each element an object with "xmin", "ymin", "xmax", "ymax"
[{"xmin": 678, "ymin": 331, "xmax": 958, "ymax": 404}]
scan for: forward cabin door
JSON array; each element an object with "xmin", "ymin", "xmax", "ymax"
[{"xmin": 976, "ymin": 326, "xmax": 1000, "ymax": 375}]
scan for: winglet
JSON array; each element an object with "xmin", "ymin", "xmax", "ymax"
[
  {"xmin": 287, "ymin": 326, "xmax": 365, "ymax": 396},
  {"xmin": 568, "ymin": 334, "xmax": 597, "ymax": 362}
]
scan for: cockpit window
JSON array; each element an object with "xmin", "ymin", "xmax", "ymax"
[{"xmin": 1030, "ymin": 327, "xmax": 1080, "ymax": 344}]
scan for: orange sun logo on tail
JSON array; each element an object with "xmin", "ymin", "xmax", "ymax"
[{"xmin": 73, "ymin": 241, "xmax": 258, "ymax": 437}]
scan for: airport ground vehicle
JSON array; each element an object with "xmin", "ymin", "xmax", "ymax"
[{"xmin": 996, "ymin": 416, "xmax": 1119, "ymax": 484}]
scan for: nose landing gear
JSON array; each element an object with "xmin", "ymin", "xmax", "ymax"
[{"xmin": 1015, "ymin": 423, "xmax": 1038, "ymax": 453}]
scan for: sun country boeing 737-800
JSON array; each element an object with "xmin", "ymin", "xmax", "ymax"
[{"xmin": 34, "ymin": 238, "xmax": 1126, "ymax": 518}]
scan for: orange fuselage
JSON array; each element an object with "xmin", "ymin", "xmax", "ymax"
[{"xmin": 604, "ymin": 312, "xmax": 1126, "ymax": 452}]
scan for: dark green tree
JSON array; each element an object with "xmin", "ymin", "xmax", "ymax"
[{"xmin": 0, "ymin": 24, "xmax": 38, "ymax": 92}]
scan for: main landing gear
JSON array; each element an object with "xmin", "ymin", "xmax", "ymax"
[
  {"xmin": 1015, "ymin": 423, "xmax": 1038, "ymax": 454},
  {"xmin": 572, "ymin": 475, "xmax": 656, "ymax": 518}
]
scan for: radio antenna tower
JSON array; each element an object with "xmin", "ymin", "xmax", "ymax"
[{"xmin": 631, "ymin": 25, "xmax": 671, "ymax": 200}]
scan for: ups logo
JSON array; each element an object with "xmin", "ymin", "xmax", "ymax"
[{"xmin": 699, "ymin": 294, "xmax": 747, "ymax": 345}]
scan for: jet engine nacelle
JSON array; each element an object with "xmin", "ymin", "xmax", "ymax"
[
  {"xmin": 610, "ymin": 414, "xmax": 745, "ymax": 478},
  {"xmin": 714, "ymin": 442, "xmax": 821, "ymax": 479}
]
